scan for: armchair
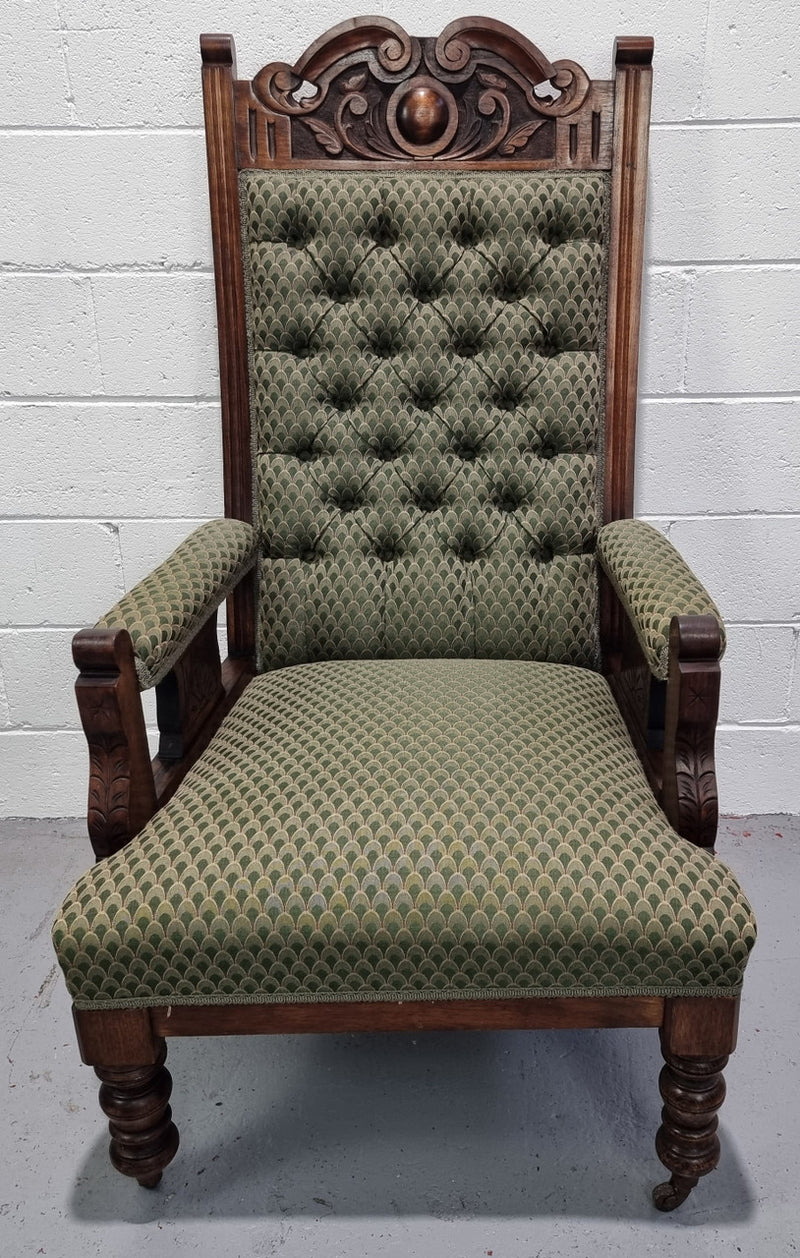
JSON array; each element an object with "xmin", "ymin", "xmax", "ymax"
[{"xmin": 52, "ymin": 17, "xmax": 756, "ymax": 1212}]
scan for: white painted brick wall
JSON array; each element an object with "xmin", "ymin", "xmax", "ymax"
[{"xmin": 1, "ymin": 0, "xmax": 798, "ymax": 818}]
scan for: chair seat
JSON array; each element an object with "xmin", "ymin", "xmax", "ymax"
[{"xmin": 53, "ymin": 659, "xmax": 755, "ymax": 1009}]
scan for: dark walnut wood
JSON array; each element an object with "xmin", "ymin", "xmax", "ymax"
[
  {"xmin": 654, "ymin": 1051, "xmax": 728, "ymax": 1210},
  {"xmin": 662, "ymin": 615, "xmax": 722, "ymax": 850},
  {"xmin": 601, "ymin": 590, "xmax": 721, "ymax": 851},
  {"xmin": 604, "ymin": 36, "xmax": 654, "ymax": 523},
  {"xmin": 95, "ymin": 1043, "xmax": 179, "ymax": 1188},
  {"xmin": 74, "ymin": 1006, "xmax": 160, "ymax": 1068},
  {"xmin": 652, "ymin": 996, "xmax": 739, "ymax": 1209},
  {"xmin": 200, "ymin": 34, "xmax": 256, "ymax": 661},
  {"xmin": 73, "ymin": 628, "xmax": 157, "ymax": 860},
  {"xmin": 151, "ymin": 654, "xmax": 253, "ymax": 808},
  {"xmin": 151, "ymin": 994, "xmax": 664, "ymax": 1038},
  {"xmin": 73, "ymin": 621, "xmax": 254, "ymax": 860},
  {"xmin": 76, "ymin": 997, "xmax": 663, "ymax": 1056},
  {"xmin": 231, "ymin": 16, "xmax": 611, "ymax": 169},
  {"xmin": 155, "ymin": 613, "xmax": 225, "ymax": 762},
  {"xmin": 396, "ymin": 83, "xmax": 451, "ymax": 145},
  {"xmin": 601, "ymin": 574, "xmax": 663, "ymax": 797}
]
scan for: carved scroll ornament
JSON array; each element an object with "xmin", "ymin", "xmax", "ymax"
[{"xmin": 251, "ymin": 16, "xmax": 593, "ymax": 164}]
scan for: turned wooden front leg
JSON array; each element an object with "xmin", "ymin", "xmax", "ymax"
[
  {"xmin": 95, "ymin": 1042, "xmax": 179, "ymax": 1188},
  {"xmin": 653, "ymin": 1049, "xmax": 728, "ymax": 1210},
  {"xmin": 653, "ymin": 996, "xmax": 739, "ymax": 1211}
]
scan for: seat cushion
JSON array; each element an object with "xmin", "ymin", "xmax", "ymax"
[{"xmin": 53, "ymin": 659, "xmax": 755, "ymax": 1009}]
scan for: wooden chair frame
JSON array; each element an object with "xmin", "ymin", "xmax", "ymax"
[{"xmin": 69, "ymin": 18, "xmax": 737, "ymax": 1212}]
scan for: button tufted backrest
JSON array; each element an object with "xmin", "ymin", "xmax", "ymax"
[{"xmin": 241, "ymin": 171, "xmax": 608, "ymax": 670}]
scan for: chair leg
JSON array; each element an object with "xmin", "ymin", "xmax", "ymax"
[
  {"xmin": 652, "ymin": 995, "xmax": 739, "ymax": 1211},
  {"xmin": 95, "ymin": 1041, "xmax": 179, "ymax": 1188},
  {"xmin": 653, "ymin": 1048, "xmax": 728, "ymax": 1210}
]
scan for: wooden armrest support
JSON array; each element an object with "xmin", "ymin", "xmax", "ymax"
[
  {"xmin": 661, "ymin": 614, "xmax": 721, "ymax": 850},
  {"xmin": 73, "ymin": 627, "xmax": 158, "ymax": 860},
  {"xmin": 601, "ymin": 577, "xmax": 721, "ymax": 850},
  {"xmin": 74, "ymin": 625, "xmax": 253, "ymax": 861},
  {"xmin": 151, "ymin": 654, "xmax": 253, "ymax": 811}
]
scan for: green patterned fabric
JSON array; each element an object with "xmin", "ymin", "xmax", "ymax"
[
  {"xmin": 53, "ymin": 659, "xmax": 755, "ymax": 1009},
  {"xmin": 241, "ymin": 171, "xmax": 608, "ymax": 670},
  {"xmin": 96, "ymin": 519, "xmax": 257, "ymax": 689},
  {"xmin": 597, "ymin": 520, "xmax": 726, "ymax": 680}
]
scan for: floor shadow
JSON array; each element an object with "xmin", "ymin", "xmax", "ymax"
[{"xmin": 70, "ymin": 1026, "xmax": 756, "ymax": 1224}]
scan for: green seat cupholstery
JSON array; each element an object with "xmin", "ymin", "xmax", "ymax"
[{"xmin": 55, "ymin": 659, "xmax": 754, "ymax": 1010}]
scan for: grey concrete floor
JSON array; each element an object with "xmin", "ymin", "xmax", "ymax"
[{"xmin": 1, "ymin": 815, "xmax": 797, "ymax": 1258}]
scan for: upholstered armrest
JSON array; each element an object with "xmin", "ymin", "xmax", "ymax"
[
  {"xmin": 597, "ymin": 519, "xmax": 725, "ymax": 680},
  {"xmin": 95, "ymin": 519, "xmax": 257, "ymax": 689}
]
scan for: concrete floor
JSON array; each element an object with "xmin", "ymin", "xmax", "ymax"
[{"xmin": 1, "ymin": 815, "xmax": 797, "ymax": 1258}]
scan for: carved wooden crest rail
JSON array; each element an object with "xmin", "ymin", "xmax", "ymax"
[{"xmin": 209, "ymin": 17, "xmax": 615, "ymax": 169}]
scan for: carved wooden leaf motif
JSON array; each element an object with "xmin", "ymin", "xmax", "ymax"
[
  {"xmin": 620, "ymin": 662, "xmax": 648, "ymax": 718},
  {"xmin": 88, "ymin": 734, "xmax": 130, "ymax": 838},
  {"xmin": 477, "ymin": 69, "xmax": 507, "ymax": 89},
  {"xmin": 499, "ymin": 118, "xmax": 546, "ymax": 154},
  {"xmin": 674, "ymin": 723, "xmax": 718, "ymax": 844},
  {"xmin": 343, "ymin": 71, "xmax": 367, "ymax": 92},
  {"xmin": 302, "ymin": 117, "xmax": 343, "ymax": 154}
]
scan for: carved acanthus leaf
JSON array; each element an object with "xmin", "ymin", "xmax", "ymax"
[
  {"xmin": 673, "ymin": 722, "xmax": 718, "ymax": 846},
  {"xmin": 499, "ymin": 118, "xmax": 547, "ymax": 154},
  {"xmin": 301, "ymin": 117, "xmax": 343, "ymax": 154},
  {"xmin": 87, "ymin": 733, "xmax": 130, "ymax": 841}
]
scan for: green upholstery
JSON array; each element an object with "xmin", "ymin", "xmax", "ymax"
[
  {"xmin": 241, "ymin": 171, "xmax": 608, "ymax": 671},
  {"xmin": 95, "ymin": 519, "xmax": 257, "ymax": 688},
  {"xmin": 53, "ymin": 659, "xmax": 755, "ymax": 1010},
  {"xmin": 53, "ymin": 168, "xmax": 755, "ymax": 1023},
  {"xmin": 597, "ymin": 520, "xmax": 726, "ymax": 680}
]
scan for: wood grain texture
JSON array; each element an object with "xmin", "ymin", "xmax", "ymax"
[
  {"xmin": 236, "ymin": 17, "xmax": 613, "ymax": 170},
  {"xmin": 604, "ymin": 36, "xmax": 654, "ymax": 523},
  {"xmin": 95, "ymin": 1043, "xmax": 179, "ymax": 1188},
  {"xmin": 200, "ymin": 34, "xmax": 256, "ymax": 660},
  {"xmin": 73, "ymin": 628, "xmax": 253, "ymax": 860},
  {"xmin": 653, "ymin": 1049, "xmax": 729, "ymax": 1210},
  {"xmin": 662, "ymin": 615, "xmax": 722, "ymax": 850},
  {"xmin": 662, "ymin": 995, "xmax": 739, "ymax": 1058},
  {"xmin": 151, "ymin": 995, "xmax": 664, "ymax": 1038},
  {"xmin": 155, "ymin": 613, "xmax": 225, "ymax": 761},
  {"xmin": 601, "ymin": 574, "xmax": 663, "ymax": 796},
  {"xmin": 74, "ymin": 1007, "xmax": 159, "ymax": 1067},
  {"xmin": 651, "ymin": 995, "xmax": 739, "ymax": 1209},
  {"xmin": 73, "ymin": 628, "xmax": 157, "ymax": 859}
]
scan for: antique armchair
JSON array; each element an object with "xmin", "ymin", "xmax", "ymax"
[{"xmin": 52, "ymin": 17, "xmax": 756, "ymax": 1212}]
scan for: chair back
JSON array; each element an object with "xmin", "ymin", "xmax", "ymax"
[{"xmin": 201, "ymin": 19, "xmax": 653, "ymax": 669}]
